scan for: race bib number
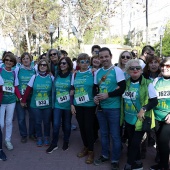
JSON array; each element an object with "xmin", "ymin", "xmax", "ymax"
[
  {"xmin": 36, "ymin": 99, "xmax": 49, "ymax": 107},
  {"xmin": 21, "ymin": 89, "xmax": 26, "ymax": 95},
  {"xmin": 122, "ymin": 91, "xmax": 136, "ymax": 100},
  {"xmin": 57, "ymin": 94, "xmax": 70, "ymax": 103},
  {"xmin": 157, "ymin": 90, "xmax": 170, "ymax": 99},
  {"xmin": 75, "ymin": 94, "xmax": 89, "ymax": 104},
  {"xmin": 2, "ymin": 86, "xmax": 14, "ymax": 93}
]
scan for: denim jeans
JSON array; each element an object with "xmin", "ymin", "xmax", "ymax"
[
  {"xmin": 15, "ymin": 101, "xmax": 35, "ymax": 137},
  {"xmin": 0, "ymin": 102, "xmax": 16, "ymax": 141},
  {"xmin": 30, "ymin": 107, "xmax": 52, "ymax": 138},
  {"xmin": 97, "ymin": 108, "xmax": 121, "ymax": 162},
  {"xmin": 51, "ymin": 108, "xmax": 72, "ymax": 145}
]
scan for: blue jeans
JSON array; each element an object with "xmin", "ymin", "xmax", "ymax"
[
  {"xmin": 51, "ymin": 108, "xmax": 72, "ymax": 145},
  {"xmin": 97, "ymin": 108, "xmax": 121, "ymax": 162},
  {"xmin": 15, "ymin": 101, "xmax": 35, "ymax": 137},
  {"xmin": 30, "ymin": 107, "xmax": 52, "ymax": 138},
  {"xmin": 0, "ymin": 128, "xmax": 2, "ymax": 149}
]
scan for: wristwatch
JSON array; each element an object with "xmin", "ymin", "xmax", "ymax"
[{"xmin": 142, "ymin": 107, "xmax": 147, "ymax": 112}]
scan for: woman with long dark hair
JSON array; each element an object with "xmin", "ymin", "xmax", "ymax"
[{"xmin": 46, "ymin": 57, "xmax": 73, "ymax": 153}]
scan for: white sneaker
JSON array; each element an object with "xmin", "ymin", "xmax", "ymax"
[{"xmin": 5, "ymin": 141, "xmax": 13, "ymax": 150}]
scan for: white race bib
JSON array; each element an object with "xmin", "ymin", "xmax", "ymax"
[
  {"xmin": 36, "ymin": 99, "xmax": 49, "ymax": 107},
  {"xmin": 75, "ymin": 94, "xmax": 89, "ymax": 104},
  {"xmin": 2, "ymin": 86, "xmax": 14, "ymax": 93},
  {"xmin": 157, "ymin": 90, "xmax": 170, "ymax": 99},
  {"xmin": 57, "ymin": 94, "xmax": 70, "ymax": 103},
  {"xmin": 122, "ymin": 91, "xmax": 137, "ymax": 100}
]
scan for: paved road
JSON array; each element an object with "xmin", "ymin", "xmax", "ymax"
[{"xmin": 0, "ymin": 114, "xmax": 157, "ymax": 170}]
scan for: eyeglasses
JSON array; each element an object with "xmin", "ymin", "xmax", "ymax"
[
  {"xmin": 60, "ymin": 62, "xmax": 67, "ymax": 65},
  {"xmin": 121, "ymin": 56, "xmax": 131, "ymax": 59},
  {"xmin": 5, "ymin": 59, "xmax": 14, "ymax": 63},
  {"xmin": 129, "ymin": 66, "xmax": 141, "ymax": 71},
  {"xmin": 93, "ymin": 51, "xmax": 99, "ymax": 54},
  {"xmin": 49, "ymin": 53, "xmax": 57, "ymax": 57},
  {"xmin": 39, "ymin": 64, "xmax": 47, "ymax": 67},
  {"xmin": 160, "ymin": 64, "xmax": 170, "ymax": 68},
  {"xmin": 80, "ymin": 60, "xmax": 90, "ymax": 64}
]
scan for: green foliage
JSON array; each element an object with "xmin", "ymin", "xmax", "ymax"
[
  {"xmin": 154, "ymin": 21, "xmax": 170, "ymax": 57},
  {"xmin": 162, "ymin": 22, "xmax": 170, "ymax": 56}
]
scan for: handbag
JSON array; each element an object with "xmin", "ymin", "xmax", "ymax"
[{"xmin": 142, "ymin": 116, "xmax": 151, "ymax": 132}]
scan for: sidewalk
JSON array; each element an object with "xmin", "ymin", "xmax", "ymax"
[{"xmin": 0, "ymin": 115, "xmax": 157, "ymax": 170}]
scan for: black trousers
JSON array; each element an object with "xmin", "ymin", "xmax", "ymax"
[
  {"xmin": 75, "ymin": 106, "xmax": 96, "ymax": 151},
  {"xmin": 125, "ymin": 122, "xmax": 145, "ymax": 165},
  {"xmin": 0, "ymin": 127, "xmax": 2, "ymax": 149},
  {"xmin": 155, "ymin": 120, "xmax": 170, "ymax": 170}
]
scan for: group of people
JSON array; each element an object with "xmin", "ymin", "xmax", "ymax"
[{"xmin": 0, "ymin": 45, "xmax": 169, "ymax": 170}]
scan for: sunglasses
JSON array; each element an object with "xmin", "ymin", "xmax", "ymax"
[
  {"xmin": 129, "ymin": 66, "xmax": 141, "ymax": 71},
  {"xmin": 5, "ymin": 59, "xmax": 14, "ymax": 63},
  {"xmin": 39, "ymin": 64, "xmax": 47, "ymax": 67},
  {"xmin": 80, "ymin": 60, "xmax": 90, "ymax": 64},
  {"xmin": 60, "ymin": 62, "xmax": 67, "ymax": 65},
  {"xmin": 160, "ymin": 64, "xmax": 170, "ymax": 68},
  {"xmin": 49, "ymin": 53, "xmax": 57, "ymax": 57},
  {"xmin": 121, "ymin": 56, "xmax": 131, "ymax": 59}
]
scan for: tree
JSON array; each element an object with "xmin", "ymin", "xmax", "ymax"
[
  {"xmin": 154, "ymin": 21, "xmax": 170, "ymax": 57},
  {"xmin": 0, "ymin": 0, "xmax": 61, "ymax": 54},
  {"xmin": 61, "ymin": 0, "xmax": 118, "ymax": 51}
]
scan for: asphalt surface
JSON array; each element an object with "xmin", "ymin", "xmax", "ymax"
[{"xmin": 0, "ymin": 113, "xmax": 158, "ymax": 170}]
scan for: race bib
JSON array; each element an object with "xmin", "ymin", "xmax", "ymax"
[
  {"xmin": 57, "ymin": 94, "xmax": 70, "ymax": 103},
  {"xmin": 157, "ymin": 90, "xmax": 170, "ymax": 99},
  {"xmin": 122, "ymin": 91, "xmax": 137, "ymax": 100},
  {"xmin": 36, "ymin": 99, "xmax": 49, "ymax": 107},
  {"xmin": 75, "ymin": 94, "xmax": 89, "ymax": 104},
  {"xmin": 2, "ymin": 85, "xmax": 14, "ymax": 93}
]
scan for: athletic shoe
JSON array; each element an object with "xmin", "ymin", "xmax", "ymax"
[
  {"xmin": 5, "ymin": 141, "xmax": 13, "ymax": 150},
  {"xmin": 46, "ymin": 144, "xmax": 58, "ymax": 154},
  {"xmin": 21, "ymin": 136, "xmax": 27, "ymax": 143},
  {"xmin": 111, "ymin": 162, "xmax": 119, "ymax": 170},
  {"xmin": 0, "ymin": 150, "xmax": 7, "ymax": 161},
  {"xmin": 71, "ymin": 124, "xmax": 77, "ymax": 130},
  {"xmin": 150, "ymin": 164, "xmax": 162, "ymax": 170},
  {"xmin": 36, "ymin": 138, "xmax": 43, "ymax": 147},
  {"xmin": 132, "ymin": 161, "xmax": 143, "ymax": 170},
  {"xmin": 29, "ymin": 135, "xmax": 37, "ymax": 141},
  {"xmin": 62, "ymin": 142, "xmax": 69, "ymax": 151},
  {"xmin": 44, "ymin": 137, "xmax": 50, "ymax": 146},
  {"xmin": 94, "ymin": 155, "xmax": 109, "ymax": 166}
]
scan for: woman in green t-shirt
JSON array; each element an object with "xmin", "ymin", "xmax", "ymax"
[
  {"xmin": 71, "ymin": 53, "xmax": 96, "ymax": 164},
  {"xmin": 46, "ymin": 57, "xmax": 73, "ymax": 153}
]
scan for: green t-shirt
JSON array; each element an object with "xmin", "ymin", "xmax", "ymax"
[
  {"xmin": 72, "ymin": 70, "xmax": 95, "ymax": 107},
  {"xmin": 18, "ymin": 68, "xmax": 35, "ymax": 96},
  {"xmin": 122, "ymin": 82, "xmax": 141, "ymax": 125},
  {"xmin": 54, "ymin": 74, "xmax": 71, "ymax": 110},
  {"xmin": 154, "ymin": 77, "xmax": 170, "ymax": 121},
  {"xmin": 29, "ymin": 74, "xmax": 53, "ymax": 109},
  {"xmin": 1, "ymin": 68, "xmax": 16, "ymax": 104},
  {"xmin": 95, "ymin": 66, "xmax": 125, "ymax": 108}
]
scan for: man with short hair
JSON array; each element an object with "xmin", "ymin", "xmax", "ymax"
[
  {"xmin": 131, "ymin": 50, "xmax": 138, "ymax": 59},
  {"xmin": 93, "ymin": 47, "xmax": 126, "ymax": 170},
  {"xmin": 139, "ymin": 45, "xmax": 155, "ymax": 69},
  {"xmin": 91, "ymin": 45, "xmax": 101, "ymax": 56}
]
